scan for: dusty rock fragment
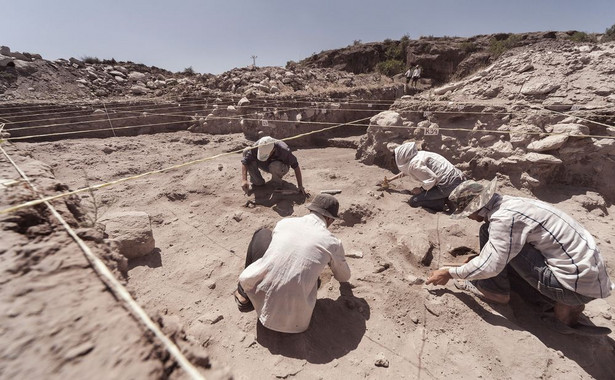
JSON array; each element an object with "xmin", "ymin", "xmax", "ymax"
[
  {"xmin": 406, "ymin": 274, "xmax": 424, "ymax": 285},
  {"xmin": 345, "ymin": 250, "xmax": 364, "ymax": 259},
  {"xmin": 523, "ymin": 152, "xmax": 562, "ymax": 165},
  {"xmin": 374, "ymin": 352, "xmax": 389, "ymax": 367},
  {"xmin": 527, "ymin": 134, "xmax": 568, "ymax": 152}
]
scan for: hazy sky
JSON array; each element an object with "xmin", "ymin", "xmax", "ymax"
[{"xmin": 2, "ymin": 0, "xmax": 613, "ymax": 74}]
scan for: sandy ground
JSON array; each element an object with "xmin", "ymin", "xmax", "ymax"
[{"xmin": 9, "ymin": 130, "xmax": 615, "ymax": 379}]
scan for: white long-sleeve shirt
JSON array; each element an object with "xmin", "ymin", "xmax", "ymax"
[
  {"xmin": 449, "ymin": 195, "xmax": 613, "ymax": 299},
  {"xmin": 402, "ymin": 151, "xmax": 465, "ymax": 191},
  {"xmin": 238, "ymin": 213, "xmax": 351, "ymax": 333}
]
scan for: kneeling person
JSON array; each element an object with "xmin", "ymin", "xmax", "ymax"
[
  {"xmin": 385, "ymin": 142, "xmax": 466, "ymax": 212},
  {"xmin": 234, "ymin": 194, "xmax": 351, "ymax": 333},
  {"xmin": 426, "ymin": 179, "xmax": 613, "ymax": 329}
]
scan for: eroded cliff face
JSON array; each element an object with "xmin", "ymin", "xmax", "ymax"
[
  {"xmin": 299, "ymin": 31, "xmax": 589, "ymax": 84},
  {"xmin": 355, "ymin": 39, "xmax": 615, "ymax": 201}
]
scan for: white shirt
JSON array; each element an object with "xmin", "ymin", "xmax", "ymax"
[
  {"xmin": 403, "ymin": 151, "xmax": 466, "ymax": 191},
  {"xmin": 238, "ymin": 213, "xmax": 351, "ymax": 333},
  {"xmin": 449, "ymin": 195, "xmax": 614, "ymax": 299}
]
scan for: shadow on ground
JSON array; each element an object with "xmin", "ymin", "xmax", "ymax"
[
  {"xmin": 433, "ymin": 276, "xmax": 615, "ymax": 380},
  {"xmin": 247, "ymin": 181, "xmax": 308, "ymax": 217},
  {"xmin": 256, "ymin": 283, "xmax": 370, "ymax": 364}
]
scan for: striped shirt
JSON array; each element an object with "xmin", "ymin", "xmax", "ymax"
[{"xmin": 449, "ymin": 195, "xmax": 613, "ymax": 299}]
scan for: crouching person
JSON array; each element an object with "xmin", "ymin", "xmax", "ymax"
[
  {"xmin": 234, "ymin": 194, "xmax": 351, "ymax": 333},
  {"xmin": 240, "ymin": 136, "xmax": 305, "ymax": 195},
  {"xmin": 426, "ymin": 178, "xmax": 614, "ymax": 333},
  {"xmin": 385, "ymin": 142, "xmax": 466, "ymax": 212}
]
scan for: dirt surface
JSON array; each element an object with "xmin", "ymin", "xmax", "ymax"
[
  {"xmin": 2, "ymin": 35, "xmax": 615, "ymax": 380},
  {"xmin": 5, "ymin": 130, "xmax": 614, "ymax": 379}
]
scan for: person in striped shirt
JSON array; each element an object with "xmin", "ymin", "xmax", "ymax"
[{"xmin": 426, "ymin": 178, "xmax": 613, "ymax": 329}]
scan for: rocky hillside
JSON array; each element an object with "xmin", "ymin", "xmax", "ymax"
[
  {"xmin": 356, "ymin": 39, "xmax": 615, "ymax": 201},
  {"xmin": 299, "ymin": 31, "xmax": 598, "ymax": 85},
  {"xmin": 0, "ymin": 45, "xmax": 397, "ymax": 103}
]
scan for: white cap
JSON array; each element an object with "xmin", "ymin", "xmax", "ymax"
[{"xmin": 256, "ymin": 136, "xmax": 276, "ymax": 161}]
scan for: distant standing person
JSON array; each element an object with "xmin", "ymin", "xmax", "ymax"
[
  {"xmin": 240, "ymin": 136, "xmax": 305, "ymax": 195},
  {"xmin": 384, "ymin": 142, "xmax": 466, "ymax": 212},
  {"xmin": 411, "ymin": 65, "xmax": 421, "ymax": 88},
  {"xmin": 234, "ymin": 194, "xmax": 351, "ymax": 333},
  {"xmin": 404, "ymin": 67, "xmax": 413, "ymax": 85}
]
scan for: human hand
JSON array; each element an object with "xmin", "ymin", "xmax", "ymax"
[
  {"xmin": 241, "ymin": 181, "xmax": 250, "ymax": 195},
  {"xmin": 425, "ymin": 268, "xmax": 452, "ymax": 286},
  {"xmin": 411, "ymin": 187, "xmax": 423, "ymax": 195},
  {"xmin": 298, "ymin": 186, "xmax": 309, "ymax": 197}
]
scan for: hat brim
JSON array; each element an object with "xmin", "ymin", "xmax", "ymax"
[
  {"xmin": 450, "ymin": 178, "xmax": 497, "ymax": 219},
  {"xmin": 307, "ymin": 204, "xmax": 339, "ymax": 220}
]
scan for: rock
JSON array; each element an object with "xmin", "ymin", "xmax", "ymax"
[
  {"xmin": 520, "ymin": 172, "xmax": 541, "ymax": 188},
  {"xmin": 130, "ymin": 85, "xmax": 148, "ymax": 95},
  {"xmin": 523, "ymin": 153, "xmax": 562, "ymax": 165},
  {"xmin": 207, "ymin": 281, "xmax": 216, "ymax": 289},
  {"xmin": 550, "ymin": 123, "xmax": 590, "ymax": 136},
  {"xmin": 345, "ymin": 250, "xmax": 364, "ymax": 259},
  {"xmin": 434, "ymin": 82, "xmax": 463, "ymax": 95},
  {"xmin": 101, "ymin": 211, "xmax": 156, "ymax": 259},
  {"xmin": 593, "ymin": 138, "xmax": 615, "ymax": 155},
  {"xmin": 69, "ymin": 57, "xmax": 85, "ymax": 68},
  {"xmin": 399, "ymin": 233, "xmax": 434, "ymax": 266},
  {"xmin": 232, "ymin": 212, "xmax": 243, "ymax": 222},
  {"xmin": 527, "ymin": 134, "xmax": 568, "ymax": 152},
  {"xmin": 406, "ymin": 274, "xmax": 424, "ymax": 285},
  {"xmin": 108, "ymin": 70, "xmax": 125, "ymax": 77},
  {"xmin": 508, "ymin": 124, "xmax": 543, "ymax": 146},
  {"xmin": 370, "ymin": 111, "xmax": 402, "ymax": 127},
  {"xmin": 128, "ymin": 71, "xmax": 146, "ymax": 81},
  {"xmin": 374, "ymin": 352, "xmax": 389, "ymax": 368},
  {"xmin": 199, "ymin": 313, "xmax": 224, "ymax": 325},
  {"xmin": 571, "ymin": 192, "xmax": 607, "ymax": 213},
  {"xmin": 521, "ymin": 80, "xmax": 559, "ymax": 95}
]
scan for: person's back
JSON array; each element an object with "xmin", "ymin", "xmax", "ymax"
[
  {"xmin": 488, "ymin": 195, "xmax": 612, "ymax": 298},
  {"xmin": 408, "ymin": 150, "xmax": 465, "ymax": 189},
  {"xmin": 239, "ymin": 213, "xmax": 350, "ymax": 333}
]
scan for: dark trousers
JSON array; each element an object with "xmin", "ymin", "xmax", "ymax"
[
  {"xmin": 409, "ymin": 177, "xmax": 465, "ymax": 212},
  {"xmin": 237, "ymin": 228, "xmax": 273, "ymax": 300},
  {"xmin": 474, "ymin": 223, "xmax": 594, "ymax": 306}
]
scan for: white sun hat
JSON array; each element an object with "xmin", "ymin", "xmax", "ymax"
[{"xmin": 256, "ymin": 136, "xmax": 276, "ymax": 161}]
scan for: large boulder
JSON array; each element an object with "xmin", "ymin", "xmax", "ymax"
[
  {"xmin": 102, "ymin": 211, "xmax": 155, "ymax": 259},
  {"xmin": 355, "ymin": 111, "xmax": 412, "ymax": 167}
]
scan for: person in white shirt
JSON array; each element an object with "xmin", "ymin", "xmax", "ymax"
[
  {"xmin": 426, "ymin": 178, "xmax": 614, "ymax": 331},
  {"xmin": 385, "ymin": 142, "xmax": 467, "ymax": 212},
  {"xmin": 234, "ymin": 194, "xmax": 351, "ymax": 333}
]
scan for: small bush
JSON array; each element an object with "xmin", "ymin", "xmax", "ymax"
[
  {"xmin": 460, "ymin": 41, "xmax": 478, "ymax": 53},
  {"xmin": 183, "ymin": 66, "xmax": 195, "ymax": 75},
  {"xmin": 353, "ymin": 39, "xmax": 362, "ymax": 46},
  {"xmin": 489, "ymin": 34, "xmax": 522, "ymax": 57},
  {"xmin": 376, "ymin": 59, "xmax": 405, "ymax": 76},
  {"xmin": 82, "ymin": 56, "xmax": 101, "ymax": 64},
  {"xmin": 603, "ymin": 23, "xmax": 615, "ymax": 42},
  {"xmin": 568, "ymin": 31, "xmax": 596, "ymax": 43}
]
